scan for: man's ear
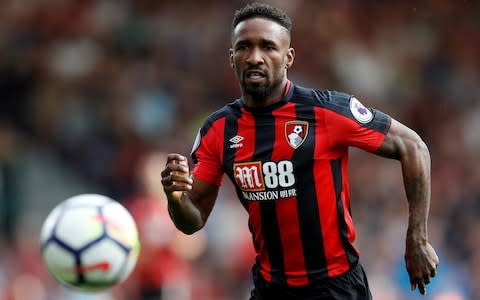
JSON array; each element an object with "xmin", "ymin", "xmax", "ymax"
[
  {"xmin": 229, "ymin": 48, "xmax": 235, "ymax": 69},
  {"xmin": 285, "ymin": 47, "xmax": 295, "ymax": 69}
]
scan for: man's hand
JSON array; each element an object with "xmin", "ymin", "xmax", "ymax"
[
  {"xmin": 160, "ymin": 153, "xmax": 219, "ymax": 234},
  {"xmin": 405, "ymin": 241, "xmax": 439, "ymax": 295},
  {"xmin": 161, "ymin": 153, "xmax": 193, "ymax": 202}
]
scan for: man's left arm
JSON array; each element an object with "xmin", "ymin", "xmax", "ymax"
[{"xmin": 375, "ymin": 118, "xmax": 439, "ymax": 295}]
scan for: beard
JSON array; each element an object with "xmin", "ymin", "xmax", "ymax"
[
  {"xmin": 240, "ymin": 73, "xmax": 282, "ymax": 101},
  {"xmin": 244, "ymin": 83, "xmax": 271, "ymax": 100}
]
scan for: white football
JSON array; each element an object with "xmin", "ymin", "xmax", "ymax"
[{"xmin": 40, "ymin": 194, "xmax": 140, "ymax": 292}]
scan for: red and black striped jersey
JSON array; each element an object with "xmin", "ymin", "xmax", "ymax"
[{"xmin": 191, "ymin": 81, "xmax": 391, "ymax": 287}]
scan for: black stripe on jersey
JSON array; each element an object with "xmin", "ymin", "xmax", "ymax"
[
  {"xmin": 292, "ymin": 101, "xmax": 328, "ymax": 280},
  {"xmin": 330, "ymin": 158, "xmax": 358, "ymax": 266},
  {"xmin": 253, "ymin": 111, "xmax": 286, "ymax": 284},
  {"xmin": 222, "ymin": 104, "xmax": 249, "ymax": 210}
]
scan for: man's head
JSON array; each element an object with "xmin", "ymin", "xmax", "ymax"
[
  {"xmin": 230, "ymin": 3, "xmax": 295, "ymax": 105},
  {"xmin": 231, "ymin": 3, "xmax": 292, "ymax": 41}
]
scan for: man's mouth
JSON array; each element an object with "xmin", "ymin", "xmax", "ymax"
[{"xmin": 245, "ymin": 70, "xmax": 266, "ymax": 82}]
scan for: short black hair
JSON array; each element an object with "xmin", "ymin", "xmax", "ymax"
[{"xmin": 231, "ymin": 2, "xmax": 292, "ymax": 33}]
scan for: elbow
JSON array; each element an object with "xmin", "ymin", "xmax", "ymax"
[
  {"xmin": 170, "ymin": 219, "xmax": 204, "ymax": 235},
  {"xmin": 179, "ymin": 205, "xmax": 210, "ymax": 235},
  {"xmin": 413, "ymin": 135, "xmax": 430, "ymax": 159},
  {"xmin": 380, "ymin": 119, "xmax": 430, "ymax": 162},
  {"xmin": 167, "ymin": 202, "xmax": 205, "ymax": 235},
  {"xmin": 178, "ymin": 224, "xmax": 203, "ymax": 235},
  {"xmin": 402, "ymin": 133, "xmax": 430, "ymax": 163},
  {"xmin": 172, "ymin": 216, "xmax": 205, "ymax": 235}
]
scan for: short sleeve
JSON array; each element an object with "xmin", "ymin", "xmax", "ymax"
[
  {"xmin": 191, "ymin": 120, "xmax": 225, "ymax": 186},
  {"xmin": 325, "ymin": 96, "xmax": 391, "ymax": 152}
]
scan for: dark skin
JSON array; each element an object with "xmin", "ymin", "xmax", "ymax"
[
  {"xmin": 228, "ymin": 17, "xmax": 294, "ymax": 107},
  {"xmin": 161, "ymin": 17, "xmax": 439, "ymax": 296}
]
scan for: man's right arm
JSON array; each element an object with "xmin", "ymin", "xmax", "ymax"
[{"xmin": 161, "ymin": 153, "xmax": 219, "ymax": 235}]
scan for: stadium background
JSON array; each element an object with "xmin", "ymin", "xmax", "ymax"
[{"xmin": 0, "ymin": 0, "xmax": 479, "ymax": 299}]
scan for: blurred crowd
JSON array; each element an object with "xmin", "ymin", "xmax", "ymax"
[{"xmin": 0, "ymin": 0, "xmax": 479, "ymax": 299}]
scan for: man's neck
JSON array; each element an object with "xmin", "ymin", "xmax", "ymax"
[{"xmin": 242, "ymin": 79, "xmax": 289, "ymax": 108}]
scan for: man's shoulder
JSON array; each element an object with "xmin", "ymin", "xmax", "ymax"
[{"xmin": 291, "ymin": 83, "xmax": 352, "ymax": 107}]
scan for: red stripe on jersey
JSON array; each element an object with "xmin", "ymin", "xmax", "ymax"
[
  {"xmin": 192, "ymin": 117, "xmax": 225, "ymax": 186},
  {"xmin": 249, "ymin": 201, "xmax": 272, "ymax": 282},
  {"xmin": 321, "ymin": 106, "xmax": 385, "ymax": 265},
  {"xmin": 315, "ymin": 159, "xmax": 350, "ymax": 277},
  {"xmin": 342, "ymin": 157, "xmax": 358, "ymax": 255},
  {"xmin": 238, "ymin": 108, "xmax": 272, "ymax": 281},
  {"xmin": 236, "ymin": 108, "xmax": 256, "ymax": 162},
  {"xmin": 313, "ymin": 107, "xmax": 350, "ymax": 277},
  {"xmin": 323, "ymin": 108, "xmax": 386, "ymax": 152},
  {"xmin": 321, "ymin": 106, "xmax": 386, "ymax": 265},
  {"xmin": 275, "ymin": 199, "xmax": 308, "ymax": 285},
  {"xmin": 272, "ymin": 103, "xmax": 308, "ymax": 286}
]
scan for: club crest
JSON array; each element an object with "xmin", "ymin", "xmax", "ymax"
[{"xmin": 285, "ymin": 121, "xmax": 308, "ymax": 149}]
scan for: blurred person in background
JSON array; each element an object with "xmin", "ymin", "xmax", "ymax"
[
  {"xmin": 121, "ymin": 151, "xmax": 206, "ymax": 300},
  {"xmin": 0, "ymin": 123, "xmax": 22, "ymax": 244},
  {"xmin": 161, "ymin": 3, "xmax": 438, "ymax": 300}
]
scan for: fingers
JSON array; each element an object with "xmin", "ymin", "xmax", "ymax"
[
  {"xmin": 408, "ymin": 263, "xmax": 438, "ymax": 295},
  {"xmin": 161, "ymin": 163, "xmax": 190, "ymax": 177},
  {"xmin": 405, "ymin": 242, "xmax": 439, "ymax": 295},
  {"xmin": 161, "ymin": 154, "xmax": 192, "ymax": 193},
  {"xmin": 162, "ymin": 172, "xmax": 192, "ymax": 187},
  {"xmin": 167, "ymin": 153, "xmax": 188, "ymax": 162},
  {"xmin": 409, "ymin": 278, "xmax": 426, "ymax": 295},
  {"xmin": 161, "ymin": 154, "xmax": 189, "ymax": 176},
  {"xmin": 161, "ymin": 154, "xmax": 189, "ymax": 175},
  {"xmin": 408, "ymin": 265, "xmax": 434, "ymax": 295},
  {"xmin": 423, "ymin": 274, "xmax": 430, "ymax": 284},
  {"xmin": 418, "ymin": 283, "xmax": 426, "ymax": 295},
  {"xmin": 161, "ymin": 169, "xmax": 193, "ymax": 190}
]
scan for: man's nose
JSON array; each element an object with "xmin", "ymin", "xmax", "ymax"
[{"xmin": 246, "ymin": 48, "xmax": 264, "ymax": 65}]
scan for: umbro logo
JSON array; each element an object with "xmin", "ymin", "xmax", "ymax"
[
  {"xmin": 229, "ymin": 135, "xmax": 244, "ymax": 148},
  {"xmin": 229, "ymin": 135, "xmax": 244, "ymax": 143}
]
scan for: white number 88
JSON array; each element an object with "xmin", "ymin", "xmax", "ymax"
[{"xmin": 262, "ymin": 160, "xmax": 295, "ymax": 188}]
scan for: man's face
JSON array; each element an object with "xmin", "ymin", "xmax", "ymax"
[{"xmin": 230, "ymin": 18, "xmax": 294, "ymax": 100}]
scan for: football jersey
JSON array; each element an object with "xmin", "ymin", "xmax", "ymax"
[{"xmin": 191, "ymin": 81, "xmax": 391, "ymax": 286}]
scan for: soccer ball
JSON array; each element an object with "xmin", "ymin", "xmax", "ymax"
[{"xmin": 40, "ymin": 194, "xmax": 140, "ymax": 292}]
